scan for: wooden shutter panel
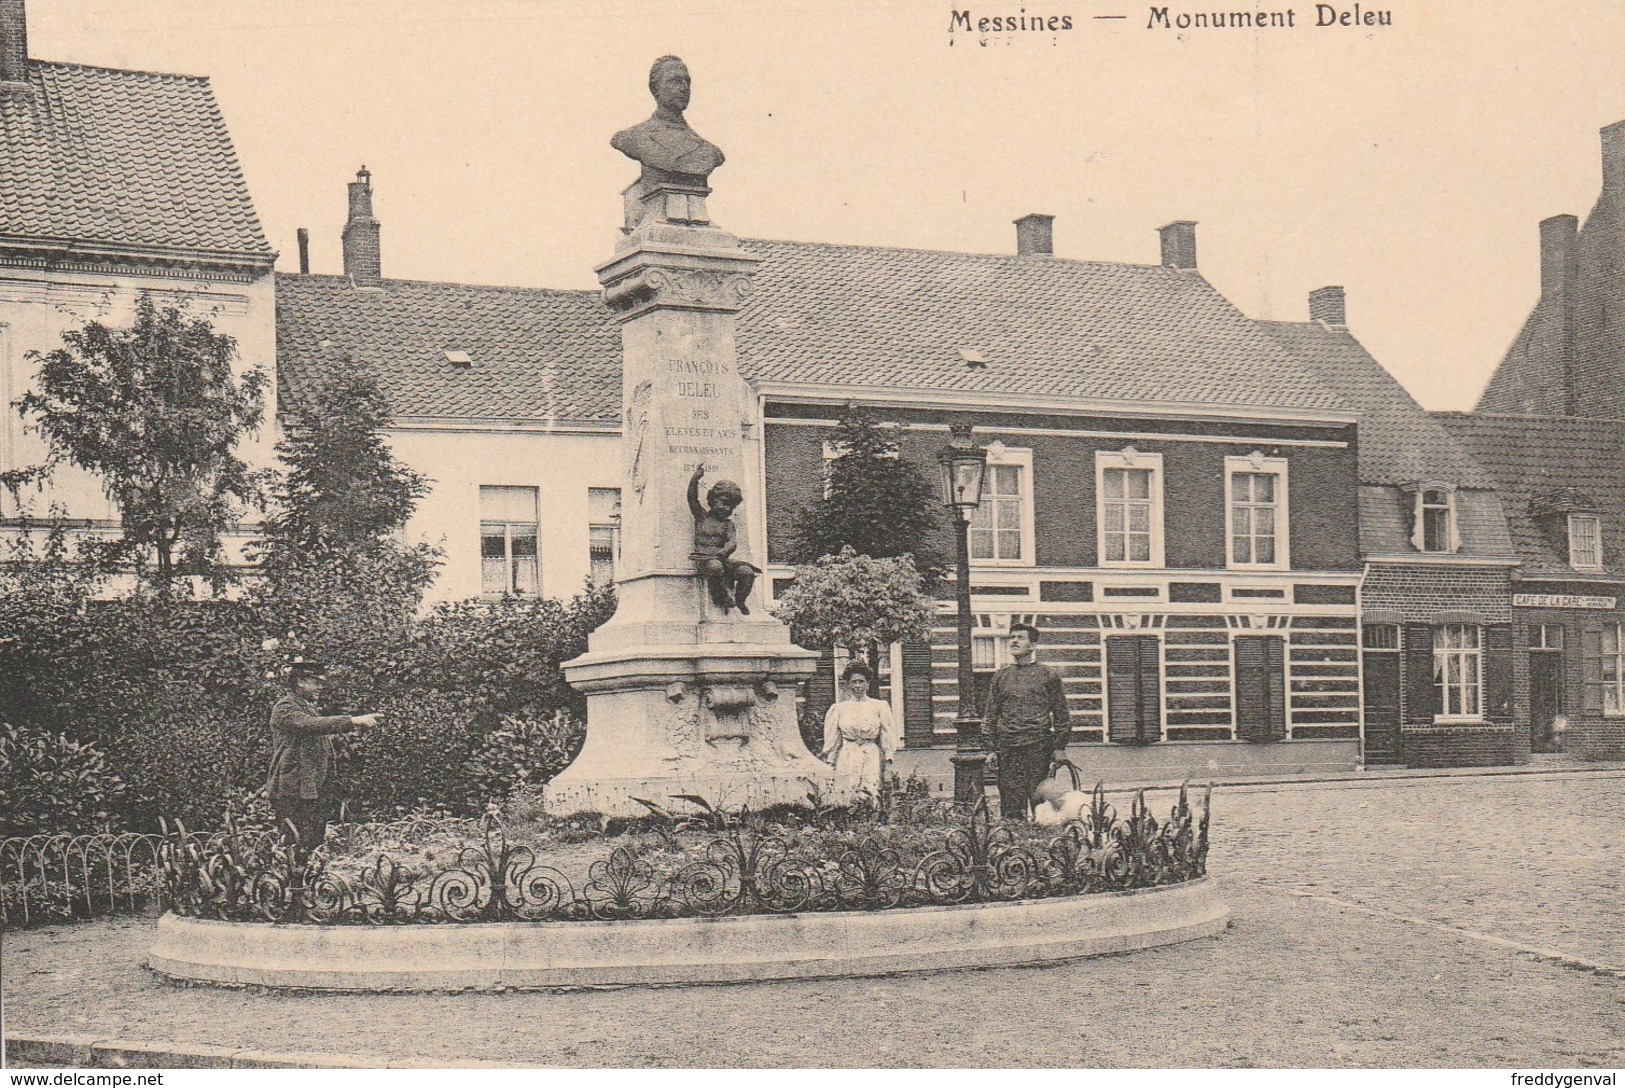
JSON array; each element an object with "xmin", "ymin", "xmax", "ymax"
[
  {"xmin": 1483, "ymin": 624, "xmax": 1513, "ymax": 722},
  {"xmin": 1136, "ymin": 636, "xmax": 1161, "ymax": 744},
  {"xmin": 901, "ymin": 639, "xmax": 936, "ymax": 747},
  {"xmin": 1266, "ymin": 636, "xmax": 1287, "ymax": 740},
  {"xmin": 1404, "ymin": 624, "xmax": 1437, "ymax": 724},
  {"xmin": 1106, "ymin": 637, "xmax": 1142, "ymax": 744}
]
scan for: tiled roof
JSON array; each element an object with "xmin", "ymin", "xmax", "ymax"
[
  {"xmin": 274, "ymin": 273, "xmax": 620, "ymax": 422},
  {"xmin": 277, "ymin": 237, "xmax": 1355, "ymax": 425},
  {"xmin": 1259, "ymin": 320, "xmax": 1493, "ymax": 488},
  {"xmin": 739, "ymin": 240, "xmax": 1347, "ymax": 415},
  {"xmin": 1357, "ymin": 485, "xmax": 1515, "ymax": 560},
  {"xmin": 0, "ymin": 61, "xmax": 271, "ymax": 261},
  {"xmin": 1434, "ymin": 412, "xmax": 1625, "ymax": 579}
]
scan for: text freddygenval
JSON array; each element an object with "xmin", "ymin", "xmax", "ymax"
[{"xmin": 1145, "ymin": 4, "xmax": 1392, "ymax": 29}]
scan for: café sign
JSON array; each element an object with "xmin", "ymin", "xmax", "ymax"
[{"xmin": 1512, "ymin": 593, "xmax": 1617, "ymax": 610}]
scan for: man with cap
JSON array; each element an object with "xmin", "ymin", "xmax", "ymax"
[
  {"xmin": 266, "ymin": 660, "xmax": 381, "ymax": 851},
  {"xmin": 983, "ymin": 623, "xmax": 1072, "ymax": 819}
]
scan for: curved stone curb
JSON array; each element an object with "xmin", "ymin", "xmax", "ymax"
[
  {"xmin": 2, "ymin": 1034, "xmax": 522, "ymax": 1069},
  {"xmin": 148, "ymin": 876, "xmax": 1228, "ymax": 991}
]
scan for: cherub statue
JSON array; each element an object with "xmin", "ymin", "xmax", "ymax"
[{"xmin": 688, "ymin": 464, "xmax": 758, "ymax": 614}]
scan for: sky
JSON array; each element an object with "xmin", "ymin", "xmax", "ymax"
[{"xmin": 25, "ymin": 0, "xmax": 1625, "ymax": 411}]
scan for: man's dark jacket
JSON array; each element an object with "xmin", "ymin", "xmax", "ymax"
[{"xmin": 266, "ymin": 693, "xmax": 355, "ymax": 801}]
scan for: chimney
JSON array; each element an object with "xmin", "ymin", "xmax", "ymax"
[
  {"xmin": 296, "ymin": 228, "xmax": 310, "ymax": 275},
  {"xmin": 341, "ymin": 166, "xmax": 382, "ymax": 286},
  {"xmin": 0, "ymin": 0, "xmax": 28, "ymax": 87},
  {"xmin": 1601, "ymin": 120, "xmax": 1625, "ymax": 199},
  {"xmin": 1539, "ymin": 215, "xmax": 1578, "ymax": 299},
  {"xmin": 1309, "ymin": 285, "xmax": 1346, "ymax": 328},
  {"xmin": 1014, "ymin": 213, "xmax": 1054, "ymax": 257},
  {"xmin": 1159, "ymin": 221, "xmax": 1197, "ymax": 270}
]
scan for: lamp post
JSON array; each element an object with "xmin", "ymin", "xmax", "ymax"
[{"xmin": 938, "ymin": 424, "xmax": 989, "ymax": 806}]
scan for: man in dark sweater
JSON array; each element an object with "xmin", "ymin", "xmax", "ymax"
[
  {"xmin": 266, "ymin": 661, "xmax": 380, "ymax": 851},
  {"xmin": 984, "ymin": 623, "xmax": 1072, "ymax": 818}
]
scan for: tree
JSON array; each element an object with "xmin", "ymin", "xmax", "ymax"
[
  {"xmin": 8, "ymin": 294, "xmax": 268, "ymax": 593},
  {"xmin": 773, "ymin": 547, "xmax": 936, "ymax": 678},
  {"xmin": 788, "ymin": 405, "xmax": 944, "ymax": 578},
  {"xmin": 257, "ymin": 353, "xmax": 431, "ymax": 569},
  {"xmin": 252, "ymin": 354, "xmax": 440, "ymax": 697}
]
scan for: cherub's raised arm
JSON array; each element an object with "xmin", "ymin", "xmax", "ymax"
[{"xmin": 687, "ymin": 464, "xmax": 706, "ymax": 519}]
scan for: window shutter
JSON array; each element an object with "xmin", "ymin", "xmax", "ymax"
[
  {"xmin": 1447, "ymin": 494, "xmax": 1463, "ymax": 554},
  {"xmin": 1266, "ymin": 636, "xmax": 1288, "ymax": 740},
  {"xmin": 1582, "ymin": 627, "xmax": 1603, "ymax": 714},
  {"xmin": 1404, "ymin": 624, "xmax": 1436, "ymax": 723},
  {"xmin": 1136, "ymin": 636, "xmax": 1162, "ymax": 744},
  {"xmin": 1408, "ymin": 492, "xmax": 1425, "ymax": 552},
  {"xmin": 1235, "ymin": 636, "xmax": 1287, "ymax": 742},
  {"xmin": 1484, "ymin": 624, "xmax": 1513, "ymax": 722},
  {"xmin": 901, "ymin": 640, "xmax": 936, "ymax": 747},
  {"xmin": 1106, "ymin": 637, "xmax": 1143, "ymax": 744}
]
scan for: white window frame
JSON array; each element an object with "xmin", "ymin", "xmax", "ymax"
[
  {"xmin": 1410, "ymin": 482, "xmax": 1461, "ymax": 555},
  {"xmin": 1433, "ymin": 622, "xmax": 1483, "ymax": 723},
  {"xmin": 1096, "ymin": 448, "xmax": 1165, "ymax": 569},
  {"xmin": 479, "ymin": 485, "xmax": 541, "ymax": 598},
  {"xmin": 1590, "ymin": 624, "xmax": 1625, "ymax": 718},
  {"xmin": 967, "ymin": 442, "xmax": 1035, "ymax": 568},
  {"xmin": 1567, "ymin": 513, "xmax": 1603, "ymax": 571},
  {"xmin": 588, "ymin": 487, "xmax": 622, "ymax": 585},
  {"xmin": 1225, "ymin": 454, "xmax": 1289, "ymax": 570}
]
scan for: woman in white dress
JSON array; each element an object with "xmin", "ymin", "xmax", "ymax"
[{"xmin": 821, "ymin": 662, "xmax": 899, "ymax": 806}]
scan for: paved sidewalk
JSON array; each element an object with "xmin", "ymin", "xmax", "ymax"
[{"xmin": 3, "ymin": 770, "xmax": 1621, "ymax": 1068}]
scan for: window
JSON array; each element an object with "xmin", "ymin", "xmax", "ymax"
[
  {"xmin": 1568, "ymin": 514, "xmax": 1602, "ymax": 570},
  {"xmin": 1097, "ymin": 449, "xmax": 1164, "ymax": 567},
  {"xmin": 588, "ymin": 487, "xmax": 621, "ymax": 584},
  {"xmin": 1226, "ymin": 455, "xmax": 1288, "ymax": 568},
  {"xmin": 1583, "ymin": 624, "xmax": 1625, "ymax": 717},
  {"xmin": 480, "ymin": 486, "xmax": 539, "ymax": 596},
  {"xmin": 1533, "ymin": 624, "xmax": 1565, "ymax": 651},
  {"xmin": 967, "ymin": 444, "xmax": 1033, "ymax": 565},
  {"xmin": 1433, "ymin": 623, "xmax": 1481, "ymax": 720},
  {"xmin": 1409, "ymin": 484, "xmax": 1459, "ymax": 554},
  {"xmin": 1362, "ymin": 623, "xmax": 1399, "ymax": 650}
]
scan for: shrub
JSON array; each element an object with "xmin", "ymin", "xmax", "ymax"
[
  {"xmin": 340, "ymin": 689, "xmax": 480, "ymax": 818},
  {"xmin": 404, "ymin": 582, "xmax": 616, "ymax": 726},
  {"xmin": 0, "ymin": 722, "xmax": 127, "ymax": 837},
  {"xmin": 462, "ymin": 712, "xmax": 587, "ymax": 801},
  {"xmin": 105, "ymin": 683, "xmax": 272, "ymax": 831}
]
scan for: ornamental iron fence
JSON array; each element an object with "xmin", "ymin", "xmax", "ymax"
[{"xmin": 151, "ymin": 783, "xmax": 1211, "ymax": 925}]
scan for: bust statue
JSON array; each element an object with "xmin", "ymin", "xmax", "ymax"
[{"xmin": 612, "ymin": 56, "xmax": 725, "ymax": 185}]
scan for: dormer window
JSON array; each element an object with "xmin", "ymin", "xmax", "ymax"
[
  {"xmin": 1568, "ymin": 513, "xmax": 1603, "ymax": 570},
  {"xmin": 1408, "ymin": 483, "xmax": 1460, "ymax": 554}
]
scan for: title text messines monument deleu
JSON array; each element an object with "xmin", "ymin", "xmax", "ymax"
[{"xmin": 546, "ymin": 57, "xmax": 829, "ymax": 817}]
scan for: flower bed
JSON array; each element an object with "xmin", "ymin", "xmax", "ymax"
[{"xmin": 156, "ymin": 784, "xmax": 1211, "ymax": 925}]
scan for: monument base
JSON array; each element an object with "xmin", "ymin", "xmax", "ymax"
[{"xmin": 548, "ymin": 599, "xmax": 829, "ymax": 817}]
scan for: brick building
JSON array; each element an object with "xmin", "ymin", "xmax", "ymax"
[
  {"xmin": 1476, "ymin": 121, "xmax": 1625, "ymax": 418},
  {"xmin": 1260, "ymin": 295, "xmax": 1520, "ymax": 768},
  {"xmin": 0, "ymin": 0, "xmax": 277, "ymax": 562},
  {"xmin": 1439, "ymin": 117, "xmax": 1625, "ymax": 762},
  {"xmin": 755, "ymin": 222, "xmax": 1367, "ymax": 778},
  {"xmin": 1436, "ymin": 415, "xmax": 1625, "ymax": 761}
]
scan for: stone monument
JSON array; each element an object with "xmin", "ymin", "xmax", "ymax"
[{"xmin": 546, "ymin": 57, "xmax": 831, "ymax": 817}]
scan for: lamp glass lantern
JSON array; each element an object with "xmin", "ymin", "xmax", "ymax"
[{"xmin": 937, "ymin": 429, "xmax": 989, "ymax": 520}]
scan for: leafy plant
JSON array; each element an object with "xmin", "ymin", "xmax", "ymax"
[
  {"xmin": 788, "ymin": 405, "xmax": 945, "ymax": 578},
  {"xmin": 773, "ymin": 546, "xmax": 935, "ymax": 676},
  {"xmin": 0, "ymin": 722, "xmax": 127, "ymax": 837},
  {"xmin": 5, "ymin": 294, "xmax": 268, "ymax": 593}
]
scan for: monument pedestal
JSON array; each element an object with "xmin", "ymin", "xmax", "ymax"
[
  {"xmin": 547, "ymin": 589, "xmax": 824, "ymax": 817},
  {"xmin": 546, "ymin": 180, "xmax": 831, "ymax": 818}
]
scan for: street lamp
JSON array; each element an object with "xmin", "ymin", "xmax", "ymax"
[{"xmin": 938, "ymin": 424, "xmax": 989, "ymax": 806}]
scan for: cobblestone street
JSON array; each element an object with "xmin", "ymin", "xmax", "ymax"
[{"xmin": 4, "ymin": 770, "xmax": 1622, "ymax": 1067}]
